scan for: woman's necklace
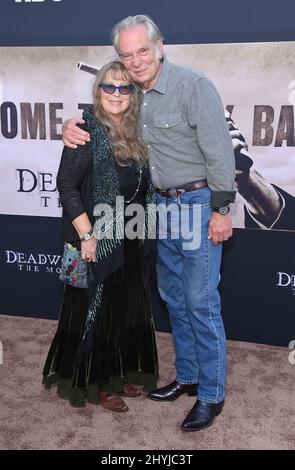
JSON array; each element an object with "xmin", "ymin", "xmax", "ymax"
[
  {"xmin": 125, "ymin": 166, "xmax": 143, "ymax": 204},
  {"xmin": 115, "ymin": 158, "xmax": 143, "ymax": 204}
]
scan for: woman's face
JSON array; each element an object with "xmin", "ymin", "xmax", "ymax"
[{"xmin": 99, "ymin": 70, "xmax": 133, "ymax": 123}]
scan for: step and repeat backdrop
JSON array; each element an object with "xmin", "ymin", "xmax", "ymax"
[{"xmin": 0, "ymin": 0, "xmax": 294, "ymax": 345}]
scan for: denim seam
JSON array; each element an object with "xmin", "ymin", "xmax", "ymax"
[
  {"xmin": 209, "ymin": 238, "xmax": 221, "ymax": 402},
  {"xmin": 212, "ymin": 242, "xmax": 222, "ymax": 401},
  {"xmin": 197, "ymin": 235, "xmax": 221, "ymax": 403},
  {"xmin": 176, "ymin": 378, "xmax": 198, "ymax": 385},
  {"xmin": 195, "ymin": 396, "xmax": 224, "ymax": 404}
]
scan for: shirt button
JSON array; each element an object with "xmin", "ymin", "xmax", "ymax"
[
  {"xmin": 147, "ymin": 145, "xmax": 150, "ymax": 148},
  {"xmin": 151, "ymin": 166, "xmax": 155, "ymax": 170},
  {"xmin": 143, "ymin": 102, "xmax": 147, "ymax": 106},
  {"xmin": 143, "ymin": 124, "xmax": 147, "ymax": 128},
  {"xmin": 165, "ymin": 124, "xmax": 169, "ymax": 127}
]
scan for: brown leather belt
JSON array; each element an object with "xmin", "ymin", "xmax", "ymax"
[{"xmin": 156, "ymin": 181, "xmax": 208, "ymax": 198}]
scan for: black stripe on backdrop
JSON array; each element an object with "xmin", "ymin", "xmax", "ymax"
[{"xmin": 0, "ymin": 0, "xmax": 295, "ymax": 46}]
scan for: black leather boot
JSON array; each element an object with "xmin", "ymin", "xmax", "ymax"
[
  {"xmin": 181, "ymin": 399, "xmax": 224, "ymax": 431},
  {"xmin": 148, "ymin": 380, "xmax": 197, "ymax": 401}
]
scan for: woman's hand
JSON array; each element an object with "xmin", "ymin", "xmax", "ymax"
[
  {"xmin": 72, "ymin": 213, "xmax": 95, "ymax": 261},
  {"xmin": 81, "ymin": 237, "xmax": 97, "ymax": 263}
]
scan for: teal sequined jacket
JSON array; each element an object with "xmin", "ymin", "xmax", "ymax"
[{"xmin": 57, "ymin": 108, "xmax": 156, "ymax": 284}]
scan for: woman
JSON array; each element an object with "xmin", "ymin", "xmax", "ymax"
[{"xmin": 42, "ymin": 61, "xmax": 158, "ymax": 412}]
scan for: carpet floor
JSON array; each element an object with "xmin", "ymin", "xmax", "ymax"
[{"xmin": 0, "ymin": 314, "xmax": 294, "ymax": 450}]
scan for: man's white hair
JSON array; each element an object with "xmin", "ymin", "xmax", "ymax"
[{"xmin": 111, "ymin": 15, "xmax": 164, "ymax": 55}]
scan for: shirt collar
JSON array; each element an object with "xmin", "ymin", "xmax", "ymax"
[{"xmin": 152, "ymin": 55, "xmax": 170, "ymax": 94}]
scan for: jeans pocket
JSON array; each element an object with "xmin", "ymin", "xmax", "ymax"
[
  {"xmin": 179, "ymin": 187, "xmax": 211, "ymax": 206},
  {"xmin": 179, "ymin": 203, "xmax": 202, "ymax": 251}
]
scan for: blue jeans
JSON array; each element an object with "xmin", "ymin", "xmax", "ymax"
[{"xmin": 156, "ymin": 187, "xmax": 226, "ymax": 403}]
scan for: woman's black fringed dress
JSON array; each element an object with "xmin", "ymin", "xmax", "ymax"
[{"xmin": 42, "ymin": 161, "xmax": 159, "ymax": 407}]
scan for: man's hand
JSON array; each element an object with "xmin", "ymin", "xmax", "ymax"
[
  {"xmin": 62, "ymin": 118, "xmax": 90, "ymax": 149},
  {"xmin": 208, "ymin": 212, "xmax": 233, "ymax": 245}
]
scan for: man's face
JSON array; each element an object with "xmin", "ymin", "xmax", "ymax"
[{"xmin": 118, "ymin": 24, "xmax": 163, "ymax": 90}]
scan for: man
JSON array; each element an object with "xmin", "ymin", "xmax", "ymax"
[{"xmin": 63, "ymin": 15, "xmax": 236, "ymax": 431}]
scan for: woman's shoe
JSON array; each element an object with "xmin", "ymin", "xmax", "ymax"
[
  {"xmin": 99, "ymin": 391, "xmax": 129, "ymax": 412},
  {"xmin": 119, "ymin": 383, "xmax": 142, "ymax": 397}
]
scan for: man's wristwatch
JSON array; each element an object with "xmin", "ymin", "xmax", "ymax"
[
  {"xmin": 213, "ymin": 205, "xmax": 230, "ymax": 215},
  {"xmin": 80, "ymin": 230, "xmax": 94, "ymax": 241}
]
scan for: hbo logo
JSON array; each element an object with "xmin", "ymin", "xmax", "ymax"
[{"xmin": 15, "ymin": 1, "xmax": 62, "ymax": 3}]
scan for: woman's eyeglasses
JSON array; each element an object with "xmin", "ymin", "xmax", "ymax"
[{"xmin": 99, "ymin": 83, "xmax": 135, "ymax": 95}]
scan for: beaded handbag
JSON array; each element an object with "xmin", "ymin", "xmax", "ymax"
[{"xmin": 59, "ymin": 242, "xmax": 90, "ymax": 289}]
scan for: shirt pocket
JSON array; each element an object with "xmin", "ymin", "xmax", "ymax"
[
  {"xmin": 148, "ymin": 113, "xmax": 184, "ymax": 146},
  {"xmin": 153, "ymin": 112, "xmax": 183, "ymax": 129}
]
